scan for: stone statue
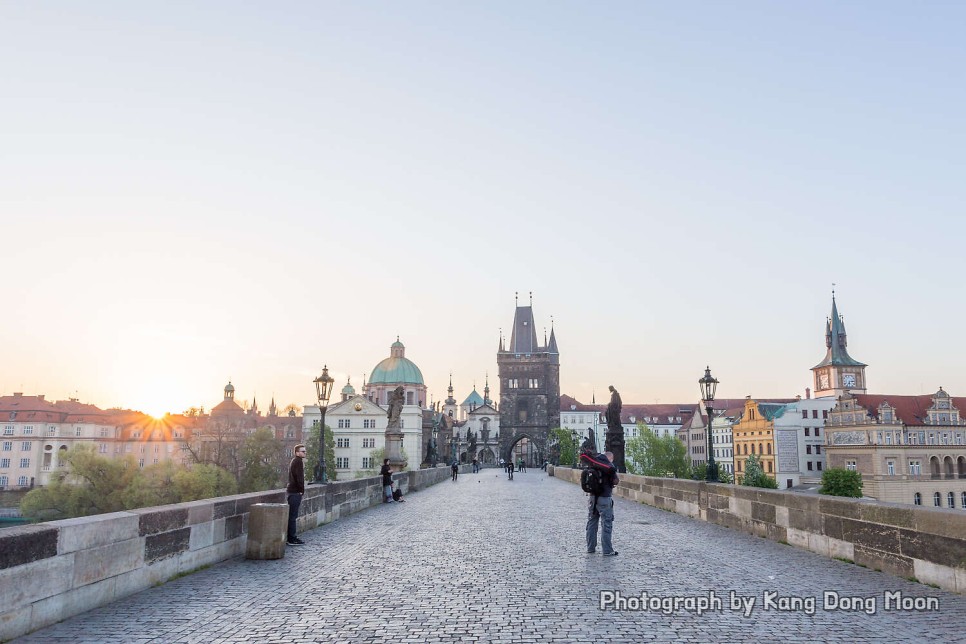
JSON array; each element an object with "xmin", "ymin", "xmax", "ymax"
[
  {"xmin": 605, "ymin": 385, "xmax": 622, "ymax": 431},
  {"xmin": 386, "ymin": 386, "xmax": 404, "ymax": 429}
]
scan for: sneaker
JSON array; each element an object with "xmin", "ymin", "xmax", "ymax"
[
  {"xmin": 287, "ymin": 540, "xmax": 304, "ymax": 546},
  {"xmin": 586, "ymin": 550, "xmax": 596, "ymax": 554},
  {"xmin": 603, "ymin": 551, "xmax": 619, "ymax": 557}
]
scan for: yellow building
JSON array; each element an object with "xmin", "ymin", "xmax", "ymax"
[{"xmin": 732, "ymin": 397, "xmax": 795, "ymax": 480}]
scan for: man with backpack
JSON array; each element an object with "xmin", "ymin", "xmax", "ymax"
[{"xmin": 580, "ymin": 449, "xmax": 619, "ymax": 556}]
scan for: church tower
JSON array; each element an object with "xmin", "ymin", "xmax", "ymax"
[
  {"xmin": 444, "ymin": 374, "xmax": 457, "ymax": 419},
  {"xmin": 497, "ymin": 293, "xmax": 560, "ymax": 466},
  {"xmin": 811, "ymin": 293, "xmax": 867, "ymax": 398}
]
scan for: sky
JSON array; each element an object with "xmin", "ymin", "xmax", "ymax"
[{"xmin": 2, "ymin": 2, "xmax": 965, "ymax": 417}]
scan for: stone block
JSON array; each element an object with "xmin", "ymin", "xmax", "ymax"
[
  {"xmin": 818, "ymin": 497, "xmax": 862, "ymax": 520},
  {"xmin": 113, "ymin": 556, "xmax": 180, "ymax": 599},
  {"xmin": 55, "ymin": 512, "xmax": 139, "ymax": 555},
  {"xmin": 144, "ymin": 527, "xmax": 191, "ymax": 563},
  {"xmin": 898, "ymin": 528, "xmax": 966, "ymax": 568},
  {"xmin": 828, "ymin": 537, "xmax": 854, "ymax": 560},
  {"xmin": 913, "ymin": 506, "xmax": 966, "ymax": 541},
  {"xmin": 189, "ymin": 521, "xmax": 214, "ymax": 551},
  {"xmin": 213, "ymin": 499, "xmax": 236, "ymax": 519},
  {"xmin": 186, "ymin": 500, "xmax": 214, "ymax": 525},
  {"xmin": 73, "ymin": 537, "xmax": 143, "ymax": 587},
  {"xmin": 788, "ymin": 508, "xmax": 823, "ymax": 533},
  {"xmin": 212, "ymin": 517, "xmax": 227, "ymax": 544},
  {"xmin": 912, "ymin": 558, "xmax": 956, "ymax": 592},
  {"xmin": 839, "ymin": 517, "xmax": 900, "ymax": 553},
  {"xmin": 0, "ymin": 525, "xmax": 58, "ymax": 570},
  {"xmin": 0, "ymin": 553, "xmax": 74, "ymax": 608},
  {"xmin": 135, "ymin": 507, "xmax": 189, "ymax": 536},
  {"xmin": 0, "ymin": 605, "xmax": 31, "ymax": 643},
  {"xmin": 766, "ymin": 523, "xmax": 787, "ymax": 543},
  {"xmin": 781, "ymin": 493, "xmax": 820, "ymax": 514},
  {"xmin": 858, "ymin": 502, "xmax": 916, "ymax": 529},
  {"xmin": 956, "ymin": 566, "xmax": 966, "ymax": 593},
  {"xmin": 823, "ymin": 515, "xmax": 844, "ymax": 541},
  {"xmin": 29, "ymin": 576, "xmax": 116, "ymax": 633},
  {"xmin": 853, "ymin": 544, "xmax": 913, "ymax": 578},
  {"xmin": 751, "ymin": 501, "xmax": 776, "ymax": 524},
  {"xmin": 775, "ymin": 506, "xmax": 789, "ymax": 528},
  {"xmin": 709, "ymin": 494, "xmax": 730, "ymax": 511},
  {"xmin": 225, "ymin": 515, "xmax": 244, "ymax": 541},
  {"xmin": 730, "ymin": 496, "xmax": 753, "ymax": 519},
  {"xmin": 786, "ymin": 527, "xmax": 810, "ymax": 549},
  {"xmin": 751, "ymin": 520, "xmax": 769, "ymax": 538},
  {"xmin": 807, "ymin": 533, "xmax": 830, "ymax": 556},
  {"xmin": 245, "ymin": 503, "xmax": 287, "ymax": 560}
]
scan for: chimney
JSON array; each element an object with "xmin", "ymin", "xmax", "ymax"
[
  {"xmin": 796, "ymin": 395, "xmax": 802, "ymax": 401},
  {"xmin": 13, "ymin": 392, "xmax": 22, "ymax": 397},
  {"xmin": 806, "ymin": 387, "xmax": 811, "ymax": 400},
  {"xmin": 37, "ymin": 395, "xmax": 45, "ymax": 401}
]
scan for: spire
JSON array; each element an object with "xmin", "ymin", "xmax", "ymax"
[
  {"xmin": 448, "ymin": 373, "xmax": 454, "ymax": 396},
  {"xmin": 269, "ymin": 397, "xmax": 277, "ymax": 416},
  {"xmin": 548, "ymin": 326, "xmax": 558, "ymax": 354},
  {"xmin": 484, "ymin": 372, "xmax": 491, "ymax": 405},
  {"xmin": 813, "ymin": 292, "xmax": 866, "ymax": 369},
  {"xmin": 508, "ymin": 297, "xmax": 539, "ymax": 354}
]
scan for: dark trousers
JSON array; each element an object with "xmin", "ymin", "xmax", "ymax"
[{"xmin": 286, "ymin": 493, "xmax": 303, "ymax": 541}]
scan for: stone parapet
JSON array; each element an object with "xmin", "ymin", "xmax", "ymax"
[
  {"xmin": 0, "ymin": 465, "xmax": 454, "ymax": 641},
  {"xmin": 550, "ymin": 466, "xmax": 966, "ymax": 594}
]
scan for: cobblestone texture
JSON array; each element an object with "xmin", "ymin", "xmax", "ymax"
[{"xmin": 18, "ymin": 471, "xmax": 966, "ymax": 643}]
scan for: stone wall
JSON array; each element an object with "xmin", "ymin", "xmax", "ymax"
[
  {"xmin": 0, "ymin": 466, "xmax": 457, "ymax": 641},
  {"xmin": 550, "ymin": 466, "xmax": 966, "ymax": 594}
]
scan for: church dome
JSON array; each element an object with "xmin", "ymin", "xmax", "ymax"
[
  {"xmin": 224, "ymin": 381, "xmax": 235, "ymax": 393},
  {"xmin": 341, "ymin": 380, "xmax": 356, "ymax": 396},
  {"xmin": 462, "ymin": 389, "xmax": 484, "ymax": 407},
  {"xmin": 369, "ymin": 339, "xmax": 424, "ymax": 385}
]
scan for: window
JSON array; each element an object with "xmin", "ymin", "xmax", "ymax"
[
  {"xmin": 138, "ymin": 459, "xmax": 144, "ymax": 468},
  {"xmin": 845, "ymin": 460, "xmax": 856, "ymax": 471},
  {"xmin": 961, "ymin": 492, "xmax": 966, "ymax": 509},
  {"xmin": 0, "ymin": 475, "xmax": 6, "ymax": 487},
  {"xmin": 933, "ymin": 492, "xmax": 941, "ymax": 507},
  {"xmin": 806, "ymin": 445, "xmax": 812, "ymax": 455},
  {"xmin": 815, "ymin": 446, "xmax": 821, "ymax": 454},
  {"xmin": 914, "ymin": 493, "xmax": 922, "ymax": 506},
  {"xmin": 887, "ymin": 461, "xmax": 895, "ymax": 476},
  {"xmin": 19, "ymin": 458, "xmax": 30, "ymax": 468},
  {"xmin": 363, "ymin": 438, "xmax": 375, "ymax": 449},
  {"xmin": 802, "ymin": 410, "xmax": 808, "ymax": 419},
  {"xmin": 885, "ymin": 433, "xmax": 892, "ymax": 445},
  {"xmin": 807, "ymin": 462, "xmax": 813, "ymax": 471},
  {"xmin": 508, "ymin": 379, "xmax": 519, "ymax": 389},
  {"xmin": 0, "ymin": 458, "xmax": 9, "ymax": 468},
  {"xmin": 21, "ymin": 442, "xmax": 31, "ymax": 451},
  {"xmin": 816, "ymin": 462, "xmax": 822, "ymax": 471},
  {"xmin": 1, "ymin": 442, "xmax": 11, "ymax": 452},
  {"xmin": 814, "ymin": 427, "xmax": 820, "ymax": 437},
  {"xmin": 100, "ymin": 428, "xmax": 108, "ymax": 437},
  {"xmin": 17, "ymin": 476, "xmax": 28, "ymax": 487},
  {"xmin": 362, "ymin": 457, "xmax": 373, "ymax": 469},
  {"xmin": 1, "ymin": 427, "xmax": 12, "ymax": 436},
  {"xmin": 528, "ymin": 378, "xmax": 539, "ymax": 388},
  {"xmin": 47, "ymin": 426, "xmax": 56, "ymax": 436},
  {"xmin": 75, "ymin": 428, "xmax": 82, "ymax": 437},
  {"xmin": 947, "ymin": 492, "xmax": 955, "ymax": 509},
  {"xmin": 909, "ymin": 461, "xmax": 921, "ymax": 476},
  {"xmin": 344, "ymin": 419, "xmax": 350, "ymax": 429},
  {"xmin": 338, "ymin": 419, "xmax": 345, "ymax": 429},
  {"xmin": 804, "ymin": 428, "xmax": 810, "ymax": 436},
  {"xmin": 337, "ymin": 438, "xmax": 350, "ymax": 448},
  {"xmin": 336, "ymin": 457, "xmax": 349, "ymax": 469},
  {"xmin": 822, "ymin": 410, "xmax": 828, "ymax": 419},
  {"xmin": 23, "ymin": 426, "xmax": 33, "ymax": 435},
  {"xmin": 812, "ymin": 410, "xmax": 818, "ymax": 418}
]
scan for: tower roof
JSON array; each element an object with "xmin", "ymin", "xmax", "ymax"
[
  {"xmin": 370, "ymin": 339, "xmax": 424, "ymax": 385},
  {"xmin": 462, "ymin": 388, "xmax": 484, "ymax": 407},
  {"xmin": 508, "ymin": 306, "xmax": 539, "ymax": 353},
  {"xmin": 812, "ymin": 295, "xmax": 866, "ymax": 369}
]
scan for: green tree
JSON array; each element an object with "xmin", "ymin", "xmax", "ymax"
[
  {"xmin": 123, "ymin": 460, "xmax": 182, "ymax": 509},
  {"xmin": 717, "ymin": 469, "xmax": 733, "ymax": 484},
  {"xmin": 239, "ymin": 427, "xmax": 285, "ymax": 492},
  {"xmin": 305, "ymin": 422, "xmax": 337, "ymax": 482},
  {"xmin": 172, "ymin": 463, "xmax": 237, "ymax": 500},
  {"xmin": 21, "ymin": 445, "xmax": 139, "ymax": 520},
  {"xmin": 819, "ymin": 467, "xmax": 863, "ymax": 497},
  {"xmin": 549, "ymin": 428, "xmax": 578, "ymax": 467},
  {"xmin": 740, "ymin": 454, "xmax": 779, "ymax": 489},
  {"xmin": 625, "ymin": 425, "xmax": 691, "ymax": 478},
  {"xmin": 364, "ymin": 446, "xmax": 410, "ymax": 476}
]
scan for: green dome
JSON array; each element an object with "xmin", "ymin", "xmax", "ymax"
[
  {"xmin": 370, "ymin": 357, "xmax": 424, "ymax": 385},
  {"xmin": 462, "ymin": 389, "xmax": 484, "ymax": 406},
  {"xmin": 341, "ymin": 381, "xmax": 356, "ymax": 395}
]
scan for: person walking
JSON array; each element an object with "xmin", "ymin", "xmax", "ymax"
[
  {"xmin": 581, "ymin": 450, "xmax": 620, "ymax": 556},
  {"xmin": 380, "ymin": 458, "xmax": 394, "ymax": 503},
  {"xmin": 451, "ymin": 460, "xmax": 459, "ymax": 482},
  {"xmin": 507, "ymin": 459, "xmax": 514, "ymax": 481},
  {"xmin": 286, "ymin": 444, "xmax": 306, "ymax": 546}
]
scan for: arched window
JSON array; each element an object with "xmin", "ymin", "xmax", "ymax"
[
  {"xmin": 767, "ymin": 443, "xmax": 772, "ymax": 455},
  {"xmin": 750, "ymin": 444, "xmax": 755, "ymax": 455},
  {"xmin": 933, "ymin": 492, "xmax": 941, "ymax": 507},
  {"xmin": 914, "ymin": 492, "xmax": 922, "ymax": 505},
  {"xmin": 961, "ymin": 492, "xmax": 966, "ymax": 509},
  {"xmin": 759, "ymin": 443, "xmax": 764, "ymax": 455},
  {"xmin": 947, "ymin": 492, "xmax": 955, "ymax": 508}
]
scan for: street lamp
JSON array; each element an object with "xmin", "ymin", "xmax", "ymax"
[
  {"xmin": 570, "ymin": 428, "xmax": 579, "ymax": 467},
  {"xmin": 312, "ymin": 365, "xmax": 335, "ymax": 484},
  {"xmin": 699, "ymin": 366, "xmax": 720, "ymax": 483}
]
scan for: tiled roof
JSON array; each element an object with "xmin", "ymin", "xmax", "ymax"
[
  {"xmin": 559, "ymin": 395, "xmax": 696, "ymax": 425},
  {"xmin": 851, "ymin": 393, "xmax": 966, "ymax": 427}
]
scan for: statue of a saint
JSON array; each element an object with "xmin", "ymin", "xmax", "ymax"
[
  {"xmin": 386, "ymin": 386, "xmax": 405, "ymax": 430},
  {"xmin": 605, "ymin": 385, "xmax": 622, "ymax": 432}
]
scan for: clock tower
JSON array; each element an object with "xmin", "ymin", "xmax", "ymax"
[{"xmin": 811, "ymin": 293, "xmax": 867, "ymax": 398}]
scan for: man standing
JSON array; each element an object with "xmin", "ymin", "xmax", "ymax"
[
  {"xmin": 286, "ymin": 444, "xmax": 306, "ymax": 546},
  {"xmin": 381, "ymin": 458, "xmax": 394, "ymax": 502},
  {"xmin": 581, "ymin": 450, "xmax": 619, "ymax": 556}
]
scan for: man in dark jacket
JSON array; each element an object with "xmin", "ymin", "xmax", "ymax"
[
  {"xmin": 381, "ymin": 459, "xmax": 394, "ymax": 502},
  {"xmin": 286, "ymin": 444, "xmax": 306, "ymax": 546},
  {"xmin": 580, "ymin": 450, "xmax": 619, "ymax": 556}
]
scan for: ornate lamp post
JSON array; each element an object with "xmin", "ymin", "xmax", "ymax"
[
  {"xmin": 312, "ymin": 365, "xmax": 335, "ymax": 484},
  {"xmin": 699, "ymin": 366, "xmax": 720, "ymax": 483}
]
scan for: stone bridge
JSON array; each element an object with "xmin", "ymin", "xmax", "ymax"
[{"xmin": 6, "ymin": 469, "xmax": 966, "ymax": 642}]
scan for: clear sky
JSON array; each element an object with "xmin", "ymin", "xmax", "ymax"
[{"xmin": 2, "ymin": 2, "xmax": 965, "ymax": 417}]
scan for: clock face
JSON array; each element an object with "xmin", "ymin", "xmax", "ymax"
[
  {"xmin": 843, "ymin": 374, "xmax": 856, "ymax": 388},
  {"xmin": 819, "ymin": 373, "xmax": 829, "ymax": 389}
]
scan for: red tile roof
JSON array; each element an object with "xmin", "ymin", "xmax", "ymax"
[{"xmin": 851, "ymin": 393, "xmax": 966, "ymax": 427}]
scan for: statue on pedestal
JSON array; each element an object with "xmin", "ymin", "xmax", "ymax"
[
  {"xmin": 385, "ymin": 386, "xmax": 407, "ymax": 469},
  {"xmin": 604, "ymin": 385, "xmax": 626, "ymax": 473}
]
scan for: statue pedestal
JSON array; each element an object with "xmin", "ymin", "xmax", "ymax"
[{"xmin": 385, "ymin": 429, "xmax": 407, "ymax": 470}]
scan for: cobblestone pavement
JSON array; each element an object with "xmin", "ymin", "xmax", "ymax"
[{"xmin": 19, "ymin": 471, "xmax": 966, "ymax": 643}]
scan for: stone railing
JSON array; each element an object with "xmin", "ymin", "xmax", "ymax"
[
  {"xmin": 550, "ymin": 466, "xmax": 966, "ymax": 594},
  {"xmin": 0, "ymin": 466, "xmax": 457, "ymax": 641}
]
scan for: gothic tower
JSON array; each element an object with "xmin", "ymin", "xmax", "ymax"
[
  {"xmin": 497, "ymin": 293, "xmax": 560, "ymax": 466},
  {"xmin": 811, "ymin": 293, "xmax": 867, "ymax": 398}
]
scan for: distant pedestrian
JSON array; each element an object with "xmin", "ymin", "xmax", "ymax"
[
  {"xmin": 381, "ymin": 459, "xmax": 394, "ymax": 503},
  {"xmin": 472, "ymin": 458, "xmax": 479, "ymax": 473},
  {"xmin": 581, "ymin": 450, "xmax": 619, "ymax": 556},
  {"xmin": 286, "ymin": 444, "xmax": 306, "ymax": 546},
  {"xmin": 451, "ymin": 461, "xmax": 459, "ymax": 481},
  {"xmin": 519, "ymin": 459, "xmax": 526, "ymax": 473},
  {"xmin": 541, "ymin": 460, "xmax": 548, "ymax": 471},
  {"xmin": 507, "ymin": 460, "xmax": 514, "ymax": 481}
]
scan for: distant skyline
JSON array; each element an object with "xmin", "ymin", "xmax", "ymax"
[{"xmin": 3, "ymin": 3, "xmax": 965, "ymax": 416}]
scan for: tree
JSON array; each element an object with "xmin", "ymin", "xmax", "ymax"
[
  {"xmin": 239, "ymin": 427, "xmax": 285, "ymax": 492},
  {"xmin": 819, "ymin": 467, "xmax": 863, "ymax": 498},
  {"xmin": 549, "ymin": 428, "xmax": 578, "ymax": 467},
  {"xmin": 365, "ymin": 446, "xmax": 409, "ymax": 476},
  {"xmin": 305, "ymin": 422, "xmax": 337, "ymax": 482},
  {"xmin": 123, "ymin": 460, "xmax": 182, "ymax": 509},
  {"xmin": 625, "ymin": 425, "xmax": 691, "ymax": 478},
  {"xmin": 717, "ymin": 469, "xmax": 733, "ymax": 484},
  {"xmin": 740, "ymin": 454, "xmax": 778, "ymax": 489},
  {"xmin": 173, "ymin": 463, "xmax": 237, "ymax": 500}
]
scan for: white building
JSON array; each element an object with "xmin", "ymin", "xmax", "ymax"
[{"xmin": 773, "ymin": 396, "xmax": 836, "ymax": 489}]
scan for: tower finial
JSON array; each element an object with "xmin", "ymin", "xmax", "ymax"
[
  {"xmin": 530, "ymin": 291, "xmax": 533, "ymax": 306},
  {"xmin": 515, "ymin": 291, "xmax": 518, "ymax": 306}
]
